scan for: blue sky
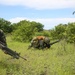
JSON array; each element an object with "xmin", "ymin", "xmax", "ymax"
[{"xmin": 0, "ymin": 0, "xmax": 75, "ymax": 30}]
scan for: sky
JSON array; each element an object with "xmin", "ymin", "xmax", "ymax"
[{"xmin": 0, "ymin": 0, "xmax": 75, "ymax": 30}]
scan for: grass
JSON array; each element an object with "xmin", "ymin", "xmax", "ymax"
[{"xmin": 0, "ymin": 36, "xmax": 75, "ymax": 75}]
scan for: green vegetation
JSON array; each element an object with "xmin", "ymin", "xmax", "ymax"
[
  {"xmin": 0, "ymin": 17, "xmax": 75, "ymax": 75},
  {"xmin": 0, "ymin": 18, "xmax": 75, "ymax": 43},
  {"xmin": 0, "ymin": 36, "xmax": 75, "ymax": 75},
  {"xmin": 50, "ymin": 23, "xmax": 75, "ymax": 43}
]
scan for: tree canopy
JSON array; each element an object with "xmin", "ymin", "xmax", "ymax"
[
  {"xmin": 50, "ymin": 23, "xmax": 75, "ymax": 43},
  {"xmin": 0, "ymin": 17, "xmax": 75, "ymax": 43},
  {"xmin": 0, "ymin": 18, "xmax": 12, "ymax": 33},
  {"xmin": 12, "ymin": 20, "xmax": 44, "ymax": 42}
]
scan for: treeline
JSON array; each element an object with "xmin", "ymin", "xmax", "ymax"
[
  {"xmin": 0, "ymin": 18, "xmax": 44, "ymax": 42},
  {"xmin": 0, "ymin": 18, "xmax": 75, "ymax": 43},
  {"xmin": 50, "ymin": 23, "xmax": 75, "ymax": 43}
]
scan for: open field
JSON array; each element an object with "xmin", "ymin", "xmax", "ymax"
[{"xmin": 0, "ymin": 36, "xmax": 75, "ymax": 75}]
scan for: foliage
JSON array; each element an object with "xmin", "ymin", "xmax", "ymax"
[
  {"xmin": 66, "ymin": 23, "xmax": 75, "ymax": 43},
  {"xmin": 31, "ymin": 21, "xmax": 44, "ymax": 32},
  {"xmin": 0, "ymin": 36, "xmax": 75, "ymax": 75},
  {"xmin": 0, "ymin": 18, "xmax": 12, "ymax": 33},
  {"xmin": 50, "ymin": 23, "xmax": 75, "ymax": 43},
  {"xmin": 50, "ymin": 29, "xmax": 57, "ymax": 39},
  {"xmin": 35, "ymin": 30, "xmax": 50, "ymax": 37},
  {"xmin": 50, "ymin": 24, "xmax": 67, "ymax": 40},
  {"xmin": 0, "ymin": 17, "xmax": 75, "ymax": 44},
  {"xmin": 12, "ymin": 20, "xmax": 37, "ymax": 42},
  {"xmin": 11, "ymin": 20, "xmax": 44, "ymax": 42}
]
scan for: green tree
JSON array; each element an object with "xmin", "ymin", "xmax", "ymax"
[
  {"xmin": 50, "ymin": 24, "xmax": 67, "ymax": 40},
  {"xmin": 0, "ymin": 18, "xmax": 12, "ymax": 33},
  {"xmin": 66, "ymin": 22, "xmax": 75, "ymax": 43},
  {"xmin": 12, "ymin": 20, "xmax": 37, "ymax": 42},
  {"xmin": 31, "ymin": 21, "xmax": 44, "ymax": 32},
  {"xmin": 55, "ymin": 24, "xmax": 67, "ymax": 39},
  {"xmin": 50, "ymin": 29, "xmax": 57, "ymax": 39}
]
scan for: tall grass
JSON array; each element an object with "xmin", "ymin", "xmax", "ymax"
[{"xmin": 0, "ymin": 36, "xmax": 75, "ymax": 75}]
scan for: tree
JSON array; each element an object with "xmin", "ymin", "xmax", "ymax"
[
  {"xmin": 31, "ymin": 21, "xmax": 44, "ymax": 32},
  {"xmin": 66, "ymin": 22, "xmax": 75, "ymax": 43},
  {"xmin": 0, "ymin": 18, "xmax": 12, "ymax": 33},
  {"xmin": 50, "ymin": 24, "xmax": 67, "ymax": 40},
  {"xmin": 12, "ymin": 20, "xmax": 37, "ymax": 42}
]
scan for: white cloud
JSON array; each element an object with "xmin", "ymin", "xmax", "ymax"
[
  {"xmin": 0, "ymin": 0, "xmax": 75, "ymax": 9},
  {"xmin": 9, "ymin": 17, "xmax": 75, "ymax": 29}
]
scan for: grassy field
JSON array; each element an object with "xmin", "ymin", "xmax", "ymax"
[{"xmin": 0, "ymin": 36, "xmax": 75, "ymax": 75}]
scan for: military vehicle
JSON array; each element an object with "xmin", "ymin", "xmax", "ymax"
[{"xmin": 28, "ymin": 36, "xmax": 60, "ymax": 49}]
